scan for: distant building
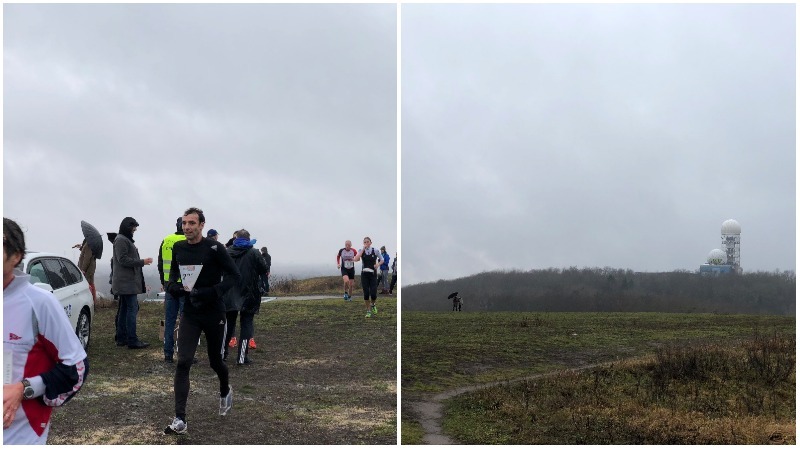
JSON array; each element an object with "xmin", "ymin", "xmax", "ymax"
[
  {"xmin": 721, "ymin": 219, "xmax": 741, "ymax": 270},
  {"xmin": 698, "ymin": 220, "xmax": 742, "ymax": 275},
  {"xmin": 698, "ymin": 264, "xmax": 735, "ymax": 275}
]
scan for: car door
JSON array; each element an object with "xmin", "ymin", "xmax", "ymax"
[{"xmin": 39, "ymin": 258, "xmax": 81, "ymax": 330}]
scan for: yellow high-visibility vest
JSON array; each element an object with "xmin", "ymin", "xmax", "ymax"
[{"xmin": 161, "ymin": 233, "xmax": 187, "ymax": 282}]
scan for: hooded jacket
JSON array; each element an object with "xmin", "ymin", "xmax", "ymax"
[
  {"xmin": 223, "ymin": 243, "xmax": 268, "ymax": 314},
  {"xmin": 380, "ymin": 251, "xmax": 390, "ymax": 271},
  {"xmin": 111, "ymin": 217, "xmax": 146, "ymax": 295}
]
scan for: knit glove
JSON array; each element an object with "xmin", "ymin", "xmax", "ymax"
[
  {"xmin": 189, "ymin": 286, "xmax": 217, "ymax": 307},
  {"xmin": 167, "ymin": 283, "xmax": 188, "ymax": 299}
]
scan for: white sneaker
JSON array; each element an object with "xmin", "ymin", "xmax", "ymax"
[
  {"xmin": 219, "ymin": 385, "xmax": 233, "ymax": 416},
  {"xmin": 164, "ymin": 417, "xmax": 187, "ymax": 435}
]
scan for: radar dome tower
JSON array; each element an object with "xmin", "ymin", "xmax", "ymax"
[
  {"xmin": 721, "ymin": 219, "xmax": 741, "ymax": 271},
  {"xmin": 707, "ymin": 249, "xmax": 726, "ymax": 265}
]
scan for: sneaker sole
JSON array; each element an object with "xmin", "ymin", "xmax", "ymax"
[{"xmin": 164, "ymin": 426, "xmax": 187, "ymax": 435}]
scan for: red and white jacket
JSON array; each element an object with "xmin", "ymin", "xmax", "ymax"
[{"xmin": 3, "ymin": 270, "xmax": 87, "ymax": 444}]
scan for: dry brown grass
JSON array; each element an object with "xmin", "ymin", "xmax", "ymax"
[{"xmin": 442, "ymin": 332, "xmax": 795, "ymax": 444}]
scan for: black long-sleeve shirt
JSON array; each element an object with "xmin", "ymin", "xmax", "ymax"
[{"xmin": 167, "ymin": 237, "xmax": 240, "ymax": 315}]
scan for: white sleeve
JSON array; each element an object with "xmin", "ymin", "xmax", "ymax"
[{"xmin": 35, "ymin": 291, "xmax": 87, "ymax": 366}]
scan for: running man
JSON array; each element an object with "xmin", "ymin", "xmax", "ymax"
[
  {"xmin": 354, "ymin": 236, "xmax": 383, "ymax": 318},
  {"xmin": 336, "ymin": 240, "xmax": 357, "ymax": 301},
  {"xmin": 163, "ymin": 207, "xmax": 241, "ymax": 435}
]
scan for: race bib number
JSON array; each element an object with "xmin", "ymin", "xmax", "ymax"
[
  {"xmin": 344, "ymin": 261, "xmax": 354, "ymax": 269},
  {"xmin": 179, "ymin": 265, "xmax": 204, "ymax": 291}
]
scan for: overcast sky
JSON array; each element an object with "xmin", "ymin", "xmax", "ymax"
[
  {"xmin": 402, "ymin": 3, "xmax": 795, "ymax": 285},
  {"xmin": 4, "ymin": 4, "xmax": 397, "ymax": 278}
]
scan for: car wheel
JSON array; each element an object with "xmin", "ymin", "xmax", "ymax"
[{"xmin": 76, "ymin": 308, "xmax": 91, "ymax": 350}]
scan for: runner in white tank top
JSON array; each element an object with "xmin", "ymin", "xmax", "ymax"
[{"xmin": 337, "ymin": 240, "xmax": 358, "ymax": 300}]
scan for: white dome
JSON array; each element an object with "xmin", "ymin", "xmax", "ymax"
[
  {"xmin": 707, "ymin": 249, "xmax": 726, "ymax": 265},
  {"xmin": 721, "ymin": 219, "xmax": 741, "ymax": 235}
]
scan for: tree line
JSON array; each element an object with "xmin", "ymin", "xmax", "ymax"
[{"xmin": 402, "ymin": 267, "xmax": 795, "ymax": 315}]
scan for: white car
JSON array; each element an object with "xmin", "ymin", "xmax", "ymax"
[{"xmin": 18, "ymin": 252, "xmax": 94, "ymax": 350}]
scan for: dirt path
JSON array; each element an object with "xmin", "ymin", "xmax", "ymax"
[
  {"xmin": 410, "ymin": 362, "xmax": 608, "ymax": 445},
  {"xmin": 262, "ymin": 295, "xmax": 335, "ymax": 302},
  {"xmin": 142, "ymin": 295, "xmax": 336, "ymax": 303}
]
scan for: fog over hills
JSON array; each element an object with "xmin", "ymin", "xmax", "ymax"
[{"xmin": 92, "ymin": 262, "xmax": 333, "ymax": 298}]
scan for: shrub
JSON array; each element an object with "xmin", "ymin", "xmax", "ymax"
[
  {"xmin": 271, "ymin": 275, "xmax": 298, "ymax": 294},
  {"xmin": 652, "ymin": 343, "xmax": 731, "ymax": 382},
  {"xmin": 745, "ymin": 332, "xmax": 795, "ymax": 386}
]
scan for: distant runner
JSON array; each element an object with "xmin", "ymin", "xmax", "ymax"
[
  {"xmin": 448, "ymin": 291, "xmax": 462, "ymax": 311},
  {"xmin": 354, "ymin": 236, "xmax": 383, "ymax": 318},
  {"xmin": 336, "ymin": 240, "xmax": 357, "ymax": 301}
]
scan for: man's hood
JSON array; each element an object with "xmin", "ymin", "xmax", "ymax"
[
  {"xmin": 228, "ymin": 246, "xmax": 250, "ymax": 258},
  {"xmin": 118, "ymin": 217, "xmax": 139, "ymax": 241}
]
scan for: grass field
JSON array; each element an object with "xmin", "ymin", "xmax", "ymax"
[
  {"xmin": 401, "ymin": 311, "xmax": 795, "ymax": 444},
  {"xmin": 48, "ymin": 293, "xmax": 397, "ymax": 444}
]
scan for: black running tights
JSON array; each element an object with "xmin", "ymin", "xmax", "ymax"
[
  {"xmin": 174, "ymin": 311, "xmax": 229, "ymax": 420},
  {"xmin": 361, "ymin": 271, "xmax": 378, "ymax": 301}
]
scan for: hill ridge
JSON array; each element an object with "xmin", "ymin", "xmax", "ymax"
[{"xmin": 402, "ymin": 267, "xmax": 795, "ymax": 315}]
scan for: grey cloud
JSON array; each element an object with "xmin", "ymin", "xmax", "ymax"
[
  {"xmin": 4, "ymin": 3, "xmax": 397, "ymax": 274},
  {"xmin": 402, "ymin": 3, "xmax": 794, "ymax": 284}
]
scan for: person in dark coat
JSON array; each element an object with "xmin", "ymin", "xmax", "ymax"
[
  {"xmin": 106, "ymin": 232, "xmax": 123, "ymax": 344},
  {"xmin": 259, "ymin": 247, "xmax": 271, "ymax": 294},
  {"xmin": 389, "ymin": 254, "xmax": 397, "ymax": 295},
  {"xmin": 452, "ymin": 294, "xmax": 463, "ymax": 311},
  {"xmin": 112, "ymin": 217, "xmax": 153, "ymax": 349},
  {"xmin": 222, "ymin": 229, "xmax": 268, "ymax": 364}
]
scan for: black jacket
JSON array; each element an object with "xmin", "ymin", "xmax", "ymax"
[
  {"xmin": 167, "ymin": 238, "xmax": 240, "ymax": 315},
  {"xmin": 261, "ymin": 251, "xmax": 271, "ymax": 273},
  {"xmin": 223, "ymin": 246, "xmax": 268, "ymax": 314}
]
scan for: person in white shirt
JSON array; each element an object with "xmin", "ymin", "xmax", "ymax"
[
  {"xmin": 336, "ymin": 240, "xmax": 358, "ymax": 301},
  {"xmin": 3, "ymin": 217, "xmax": 88, "ymax": 444}
]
